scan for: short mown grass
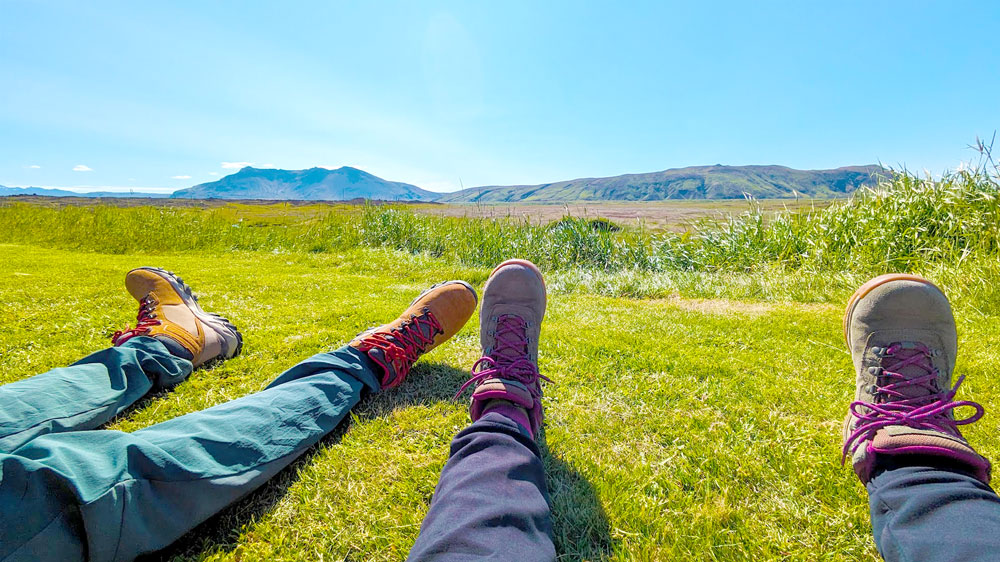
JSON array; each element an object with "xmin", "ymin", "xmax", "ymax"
[{"xmin": 1, "ymin": 159, "xmax": 999, "ymax": 560}]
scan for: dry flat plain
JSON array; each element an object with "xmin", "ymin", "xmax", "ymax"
[
  {"xmin": 3, "ymin": 195, "xmax": 823, "ymax": 232},
  {"xmin": 418, "ymin": 199, "xmax": 825, "ymax": 230}
]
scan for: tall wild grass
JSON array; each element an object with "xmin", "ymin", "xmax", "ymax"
[{"xmin": 2, "ymin": 158, "xmax": 998, "ymax": 277}]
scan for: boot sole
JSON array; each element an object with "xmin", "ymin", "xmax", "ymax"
[
  {"xmin": 489, "ymin": 259, "xmax": 546, "ymax": 288},
  {"xmin": 841, "ymin": 273, "xmax": 942, "ymax": 348},
  {"xmin": 133, "ymin": 267, "xmax": 244, "ymax": 360}
]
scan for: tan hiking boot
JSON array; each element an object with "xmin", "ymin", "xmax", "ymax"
[
  {"xmin": 350, "ymin": 281, "xmax": 478, "ymax": 389},
  {"xmin": 456, "ymin": 259, "xmax": 549, "ymax": 438},
  {"xmin": 842, "ymin": 274, "xmax": 990, "ymax": 483},
  {"xmin": 112, "ymin": 267, "xmax": 242, "ymax": 367}
]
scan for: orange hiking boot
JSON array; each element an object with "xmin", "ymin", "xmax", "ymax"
[
  {"xmin": 350, "ymin": 281, "xmax": 478, "ymax": 389},
  {"xmin": 112, "ymin": 267, "xmax": 243, "ymax": 368},
  {"xmin": 842, "ymin": 274, "xmax": 990, "ymax": 483}
]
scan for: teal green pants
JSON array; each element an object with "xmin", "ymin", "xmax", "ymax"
[{"xmin": 0, "ymin": 337, "xmax": 380, "ymax": 562}]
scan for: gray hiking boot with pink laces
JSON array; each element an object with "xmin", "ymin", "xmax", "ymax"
[
  {"xmin": 457, "ymin": 259, "xmax": 549, "ymax": 438},
  {"xmin": 842, "ymin": 274, "xmax": 991, "ymax": 484}
]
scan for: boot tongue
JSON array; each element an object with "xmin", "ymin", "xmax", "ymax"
[
  {"xmin": 492, "ymin": 315, "xmax": 530, "ymax": 367},
  {"xmin": 883, "ymin": 342, "xmax": 938, "ymax": 400},
  {"xmin": 409, "ymin": 318, "xmax": 437, "ymax": 342}
]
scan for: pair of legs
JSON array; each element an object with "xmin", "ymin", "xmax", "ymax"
[
  {"xmin": 411, "ymin": 274, "xmax": 1000, "ymax": 561},
  {"xmin": 0, "ymin": 262, "xmax": 546, "ymax": 561},
  {"xmin": 3, "ymin": 266, "xmax": 1000, "ymax": 561}
]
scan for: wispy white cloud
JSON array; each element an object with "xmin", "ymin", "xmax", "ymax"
[
  {"xmin": 208, "ymin": 172, "xmax": 220, "ymax": 176},
  {"xmin": 260, "ymin": 163, "xmax": 276, "ymax": 168},
  {"xmin": 172, "ymin": 175, "xmax": 192, "ymax": 179},
  {"xmin": 72, "ymin": 164, "xmax": 93, "ymax": 172},
  {"xmin": 27, "ymin": 165, "xmax": 41, "ymax": 169},
  {"xmin": 221, "ymin": 161, "xmax": 252, "ymax": 169}
]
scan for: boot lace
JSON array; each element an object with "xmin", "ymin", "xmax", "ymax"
[
  {"xmin": 456, "ymin": 314, "xmax": 550, "ymax": 399},
  {"xmin": 111, "ymin": 295, "xmax": 161, "ymax": 345},
  {"xmin": 841, "ymin": 341, "xmax": 984, "ymax": 464},
  {"xmin": 357, "ymin": 309, "xmax": 443, "ymax": 388}
]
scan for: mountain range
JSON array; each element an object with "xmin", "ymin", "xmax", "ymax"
[
  {"xmin": 171, "ymin": 166, "xmax": 436, "ymax": 201},
  {"xmin": 437, "ymin": 165, "xmax": 887, "ymax": 202},
  {"xmin": 0, "ymin": 185, "xmax": 173, "ymax": 198},
  {"xmin": 2, "ymin": 164, "xmax": 889, "ymax": 202}
]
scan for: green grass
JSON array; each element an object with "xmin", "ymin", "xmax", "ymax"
[{"xmin": 1, "ymin": 161, "xmax": 999, "ymax": 560}]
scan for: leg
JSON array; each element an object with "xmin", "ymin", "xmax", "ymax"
[
  {"xmin": 0, "ymin": 274, "xmax": 477, "ymax": 561},
  {"xmin": 0, "ymin": 346, "xmax": 379, "ymax": 562},
  {"xmin": 868, "ymin": 463, "xmax": 1000, "ymax": 562},
  {"xmin": 0, "ymin": 338, "xmax": 191, "ymax": 453},
  {"xmin": 0, "ymin": 266, "xmax": 243, "ymax": 454},
  {"xmin": 411, "ymin": 260, "xmax": 554, "ymax": 561},
  {"xmin": 408, "ymin": 412, "xmax": 554, "ymax": 562}
]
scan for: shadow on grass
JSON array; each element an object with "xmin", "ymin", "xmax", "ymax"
[
  {"xmin": 138, "ymin": 360, "xmax": 469, "ymax": 561},
  {"xmin": 539, "ymin": 436, "xmax": 616, "ymax": 561},
  {"xmin": 138, "ymin": 360, "xmax": 614, "ymax": 561}
]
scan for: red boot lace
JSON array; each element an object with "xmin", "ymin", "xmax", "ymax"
[
  {"xmin": 111, "ymin": 295, "xmax": 161, "ymax": 345},
  {"xmin": 357, "ymin": 309, "xmax": 443, "ymax": 388}
]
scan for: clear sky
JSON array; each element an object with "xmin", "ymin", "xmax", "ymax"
[{"xmin": 2, "ymin": 1, "xmax": 998, "ymax": 193}]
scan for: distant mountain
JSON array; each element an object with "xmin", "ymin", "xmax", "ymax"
[
  {"xmin": 1, "ymin": 185, "xmax": 80, "ymax": 197},
  {"xmin": 171, "ymin": 166, "xmax": 439, "ymax": 201},
  {"xmin": 0, "ymin": 185, "xmax": 171, "ymax": 198},
  {"xmin": 439, "ymin": 165, "xmax": 889, "ymax": 203}
]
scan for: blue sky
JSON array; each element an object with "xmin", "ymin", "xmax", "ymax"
[{"xmin": 1, "ymin": 1, "xmax": 998, "ymax": 193}]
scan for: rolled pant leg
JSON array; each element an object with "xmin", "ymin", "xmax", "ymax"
[
  {"xmin": 408, "ymin": 412, "xmax": 555, "ymax": 562},
  {"xmin": 868, "ymin": 465, "xmax": 1000, "ymax": 562},
  {"xmin": 0, "ymin": 337, "xmax": 191, "ymax": 453},
  {"xmin": 0, "ymin": 345, "xmax": 380, "ymax": 562}
]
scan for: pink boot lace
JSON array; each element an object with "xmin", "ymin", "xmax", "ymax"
[
  {"xmin": 457, "ymin": 315, "xmax": 551, "ymax": 431},
  {"xmin": 841, "ymin": 342, "xmax": 984, "ymax": 464}
]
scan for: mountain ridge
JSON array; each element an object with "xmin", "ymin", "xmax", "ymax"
[
  {"xmin": 171, "ymin": 166, "xmax": 437, "ymax": 201},
  {"xmin": 440, "ymin": 164, "xmax": 889, "ymax": 202}
]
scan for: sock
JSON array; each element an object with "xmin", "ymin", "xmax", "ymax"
[{"xmin": 482, "ymin": 399, "xmax": 533, "ymax": 439}]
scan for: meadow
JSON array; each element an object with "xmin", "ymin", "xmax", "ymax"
[{"xmin": 1, "ymin": 159, "xmax": 999, "ymax": 561}]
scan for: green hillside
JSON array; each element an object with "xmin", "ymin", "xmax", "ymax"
[{"xmin": 441, "ymin": 165, "xmax": 888, "ymax": 202}]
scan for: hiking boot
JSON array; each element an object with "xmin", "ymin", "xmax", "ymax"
[
  {"xmin": 112, "ymin": 267, "xmax": 243, "ymax": 367},
  {"xmin": 457, "ymin": 259, "xmax": 549, "ymax": 438},
  {"xmin": 842, "ymin": 274, "xmax": 990, "ymax": 483},
  {"xmin": 350, "ymin": 281, "xmax": 478, "ymax": 389}
]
